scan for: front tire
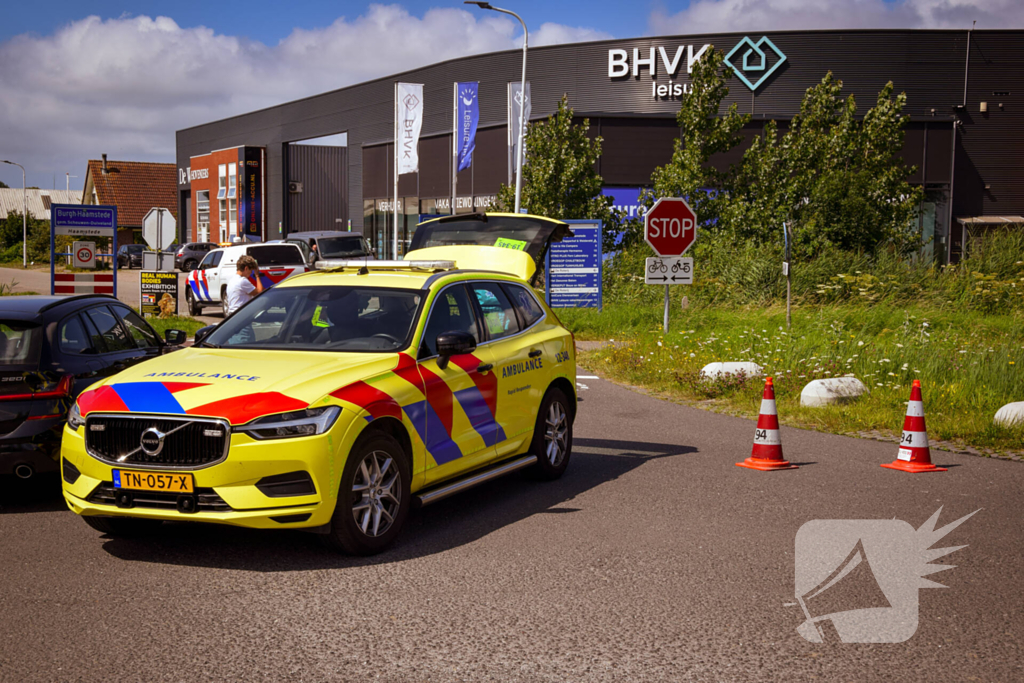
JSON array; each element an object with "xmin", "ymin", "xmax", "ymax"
[
  {"xmin": 221, "ymin": 287, "xmax": 229, "ymax": 318},
  {"xmin": 529, "ymin": 388, "xmax": 574, "ymax": 480},
  {"xmin": 186, "ymin": 288, "xmax": 202, "ymax": 316},
  {"xmin": 322, "ymin": 432, "xmax": 411, "ymax": 555},
  {"xmin": 82, "ymin": 515, "xmax": 162, "ymax": 537}
]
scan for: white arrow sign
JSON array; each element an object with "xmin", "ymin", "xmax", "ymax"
[{"xmin": 645, "ymin": 257, "xmax": 693, "ymax": 285}]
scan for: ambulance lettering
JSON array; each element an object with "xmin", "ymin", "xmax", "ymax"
[{"xmin": 500, "ymin": 358, "xmax": 543, "ymax": 379}]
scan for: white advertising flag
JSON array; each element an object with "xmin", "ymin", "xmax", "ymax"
[
  {"xmin": 396, "ymin": 82, "xmax": 424, "ymax": 175},
  {"xmin": 508, "ymin": 81, "xmax": 531, "ymax": 175}
]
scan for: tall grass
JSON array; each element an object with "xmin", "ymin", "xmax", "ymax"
[
  {"xmin": 560, "ymin": 229, "xmax": 1024, "ymax": 454},
  {"xmin": 600, "ymin": 228, "xmax": 1024, "ymax": 314}
]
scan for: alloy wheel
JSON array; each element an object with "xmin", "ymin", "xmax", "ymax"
[
  {"xmin": 545, "ymin": 401, "xmax": 569, "ymax": 467},
  {"xmin": 351, "ymin": 450, "xmax": 402, "ymax": 538}
]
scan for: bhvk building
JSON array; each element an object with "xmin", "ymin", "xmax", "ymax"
[{"xmin": 175, "ymin": 29, "xmax": 1023, "ymax": 263}]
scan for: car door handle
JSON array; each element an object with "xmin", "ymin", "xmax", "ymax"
[
  {"xmin": 476, "ymin": 363, "xmax": 493, "ymax": 373},
  {"xmin": 528, "ymin": 349, "xmax": 543, "ymax": 358}
]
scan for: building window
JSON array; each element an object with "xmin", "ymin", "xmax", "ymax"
[
  {"xmin": 228, "ymin": 163, "xmax": 237, "ymax": 199},
  {"xmin": 229, "ymin": 197, "xmax": 237, "ymax": 237},
  {"xmin": 217, "ymin": 164, "xmax": 227, "ymax": 199},
  {"xmin": 196, "ymin": 190, "xmax": 210, "ymax": 242}
]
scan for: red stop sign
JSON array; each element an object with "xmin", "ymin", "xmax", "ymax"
[{"xmin": 645, "ymin": 197, "xmax": 697, "ymax": 256}]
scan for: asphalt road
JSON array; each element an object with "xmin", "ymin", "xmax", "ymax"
[
  {"xmin": 1, "ymin": 265, "xmax": 222, "ymax": 325},
  {"xmin": 0, "ymin": 369, "xmax": 1020, "ymax": 682}
]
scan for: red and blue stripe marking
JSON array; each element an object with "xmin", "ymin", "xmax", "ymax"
[{"xmin": 77, "ymin": 381, "xmax": 308, "ymax": 424}]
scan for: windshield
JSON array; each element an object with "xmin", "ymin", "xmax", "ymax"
[
  {"xmin": 247, "ymin": 245, "xmax": 304, "ymax": 266},
  {"xmin": 0, "ymin": 321, "xmax": 41, "ymax": 368},
  {"xmin": 204, "ymin": 286, "xmax": 423, "ymax": 352},
  {"xmin": 318, "ymin": 236, "xmax": 368, "ymax": 258}
]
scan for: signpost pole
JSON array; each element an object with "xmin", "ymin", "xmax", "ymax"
[
  {"xmin": 783, "ymin": 222, "xmax": 791, "ymax": 330},
  {"xmin": 112, "ymin": 211, "xmax": 118, "ymax": 299},
  {"xmin": 49, "ymin": 218, "xmax": 55, "ymax": 296},
  {"xmin": 664, "ymin": 284, "xmax": 670, "ymax": 333}
]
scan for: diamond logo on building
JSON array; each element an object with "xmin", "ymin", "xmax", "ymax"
[{"xmin": 724, "ymin": 36, "xmax": 787, "ymax": 91}]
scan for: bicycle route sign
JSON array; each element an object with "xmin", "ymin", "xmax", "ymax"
[{"xmin": 645, "ymin": 257, "xmax": 692, "ymax": 285}]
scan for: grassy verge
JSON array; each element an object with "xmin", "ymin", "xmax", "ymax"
[
  {"xmin": 147, "ymin": 316, "xmax": 207, "ymax": 338},
  {"xmin": 560, "ymin": 303, "xmax": 1024, "ymax": 455}
]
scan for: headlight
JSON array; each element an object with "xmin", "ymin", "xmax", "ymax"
[
  {"xmin": 68, "ymin": 402, "xmax": 85, "ymax": 430},
  {"xmin": 233, "ymin": 406, "xmax": 341, "ymax": 440}
]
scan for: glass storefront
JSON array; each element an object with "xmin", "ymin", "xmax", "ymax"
[{"xmin": 364, "ymin": 197, "xmax": 420, "ymax": 260}]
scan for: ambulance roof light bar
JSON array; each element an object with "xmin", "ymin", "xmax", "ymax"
[{"xmin": 314, "ymin": 259, "xmax": 457, "ymax": 272}]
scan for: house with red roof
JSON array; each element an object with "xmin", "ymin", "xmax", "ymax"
[{"xmin": 82, "ymin": 155, "xmax": 177, "ymax": 245}]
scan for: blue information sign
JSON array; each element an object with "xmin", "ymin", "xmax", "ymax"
[
  {"xmin": 545, "ymin": 220, "xmax": 602, "ymax": 310},
  {"xmin": 50, "ymin": 203, "xmax": 118, "ymax": 298}
]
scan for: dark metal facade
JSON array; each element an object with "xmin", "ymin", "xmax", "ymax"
[
  {"xmin": 176, "ymin": 29, "xmax": 1023, "ymax": 248},
  {"xmin": 286, "ymin": 144, "xmax": 349, "ymax": 231}
]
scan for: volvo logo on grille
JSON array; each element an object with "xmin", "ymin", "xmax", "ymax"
[{"xmin": 140, "ymin": 427, "xmax": 166, "ymax": 456}]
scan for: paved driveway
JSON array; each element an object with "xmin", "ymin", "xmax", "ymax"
[{"xmin": 0, "ymin": 368, "xmax": 1019, "ymax": 681}]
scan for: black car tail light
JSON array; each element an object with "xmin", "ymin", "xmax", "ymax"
[{"xmin": 0, "ymin": 375, "xmax": 72, "ymax": 402}]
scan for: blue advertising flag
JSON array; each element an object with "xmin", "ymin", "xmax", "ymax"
[{"xmin": 456, "ymin": 82, "xmax": 479, "ymax": 172}]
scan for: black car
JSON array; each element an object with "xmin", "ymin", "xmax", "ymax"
[
  {"xmin": 175, "ymin": 242, "xmax": 218, "ymax": 271},
  {"xmin": 116, "ymin": 244, "xmax": 145, "ymax": 269},
  {"xmin": 283, "ymin": 231, "xmax": 373, "ymax": 265},
  {"xmin": 0, "ymin": 295, "xmax": 186, "ymax": 480}
]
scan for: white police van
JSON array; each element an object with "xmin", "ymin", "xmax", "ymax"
[{"xmin": 185, "ymin": 243, "xmax": 308, "ymax": 317}]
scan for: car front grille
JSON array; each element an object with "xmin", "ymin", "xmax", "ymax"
[
  {"xmin": 85, "ymin": 414, "xmax": 229, "ymax": 468},
  {"xmin": 87, "ymin": 482, "xmax": 232, "ymax": 512}
]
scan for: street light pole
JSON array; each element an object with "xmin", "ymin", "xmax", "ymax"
[
  {"xmin": 2, "ymin": 160, "xmax": 27, "ymax": 267},
  {"xmin": 464, "ymin": 2, "xmax": 528, "ymax": 213}
]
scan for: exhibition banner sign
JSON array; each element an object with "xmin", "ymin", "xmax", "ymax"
[{"xmin": 140, "ymin": 271, "xmax": 179, "ymax": 318}]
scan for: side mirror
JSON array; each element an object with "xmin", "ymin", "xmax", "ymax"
[
  {"xmin": 164, "ymin": 329, "xmax": 187, "ymax": 345},
  {"xmin": 436, "ymin": 330, "xmax": 476, "ymax": 370},
  {"xmin": 193, "ymin": 325, "xmax": 216, "ymax": 345}
]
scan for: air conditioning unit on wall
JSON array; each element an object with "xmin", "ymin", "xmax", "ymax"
[{"xmin": 288, "ymin": 181, "xmax": 303, "ymax": 194}]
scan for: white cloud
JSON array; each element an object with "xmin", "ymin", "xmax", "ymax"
[
  {"xmin": 0, "ymin": 4, "xmax": 609, "ymax": 186},
  {"xmin": 650, "ymin": 0, "xmax": 1024, "ymax": 34}
]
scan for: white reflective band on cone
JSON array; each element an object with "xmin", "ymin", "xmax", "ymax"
[
  {"xmin": 900, "ymin": 430, "xmax": 929, "ymax": 448},
  {"xmin": 759, "ymin": 399, "xmax": 777, "ymax": 415},
  {"xmin": 905, "ymin": 401, "xmax": 924, "ymax": 417},
  {"xmin": 754, "ymin": 429, "xmax": 781, "ymax": 445}
]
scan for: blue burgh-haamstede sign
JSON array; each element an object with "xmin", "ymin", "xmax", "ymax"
[{"xmin": 545, "ymin": 220, "xmax": 602, "ymax": 310}]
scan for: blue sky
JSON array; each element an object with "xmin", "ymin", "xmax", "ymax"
[
  {"xmin": 1, "ymin": 0, "xmax": 1021, "ymax": 189},
  {"xmin": 0, "ymin": 1, "xmax": 648, "ymax": 45}
]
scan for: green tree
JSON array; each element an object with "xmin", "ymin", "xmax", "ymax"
[
  {"xmin": 494, "ymin": 95, "xmax": 622, "ymax": 252},
  {"xmin": 728, "ymin": 74, "xmax": 924, "ymax": 256},
  {"xmin": 0, "ymin": 180, "xmax": 9, "ymax": 188},
  {"xmin": 648, "ymin": 47, "xmax": 751, "ymax": 238},
  {"xmin": 0, "ymin": 210, "xmax": 51, "ymax": 263}
]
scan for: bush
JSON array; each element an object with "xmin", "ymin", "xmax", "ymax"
[{"xmin": 603, "ymin": 228, "xmax": 1024, "ymax": 315}]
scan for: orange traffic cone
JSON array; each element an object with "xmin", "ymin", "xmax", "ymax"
[
  {"xmin": 881, "ymin": 380, "xmax": 947, "ymax": 473},
  {"xmin": 737, "ymin": 377, "xmax": 798, "ymax": 471}
]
